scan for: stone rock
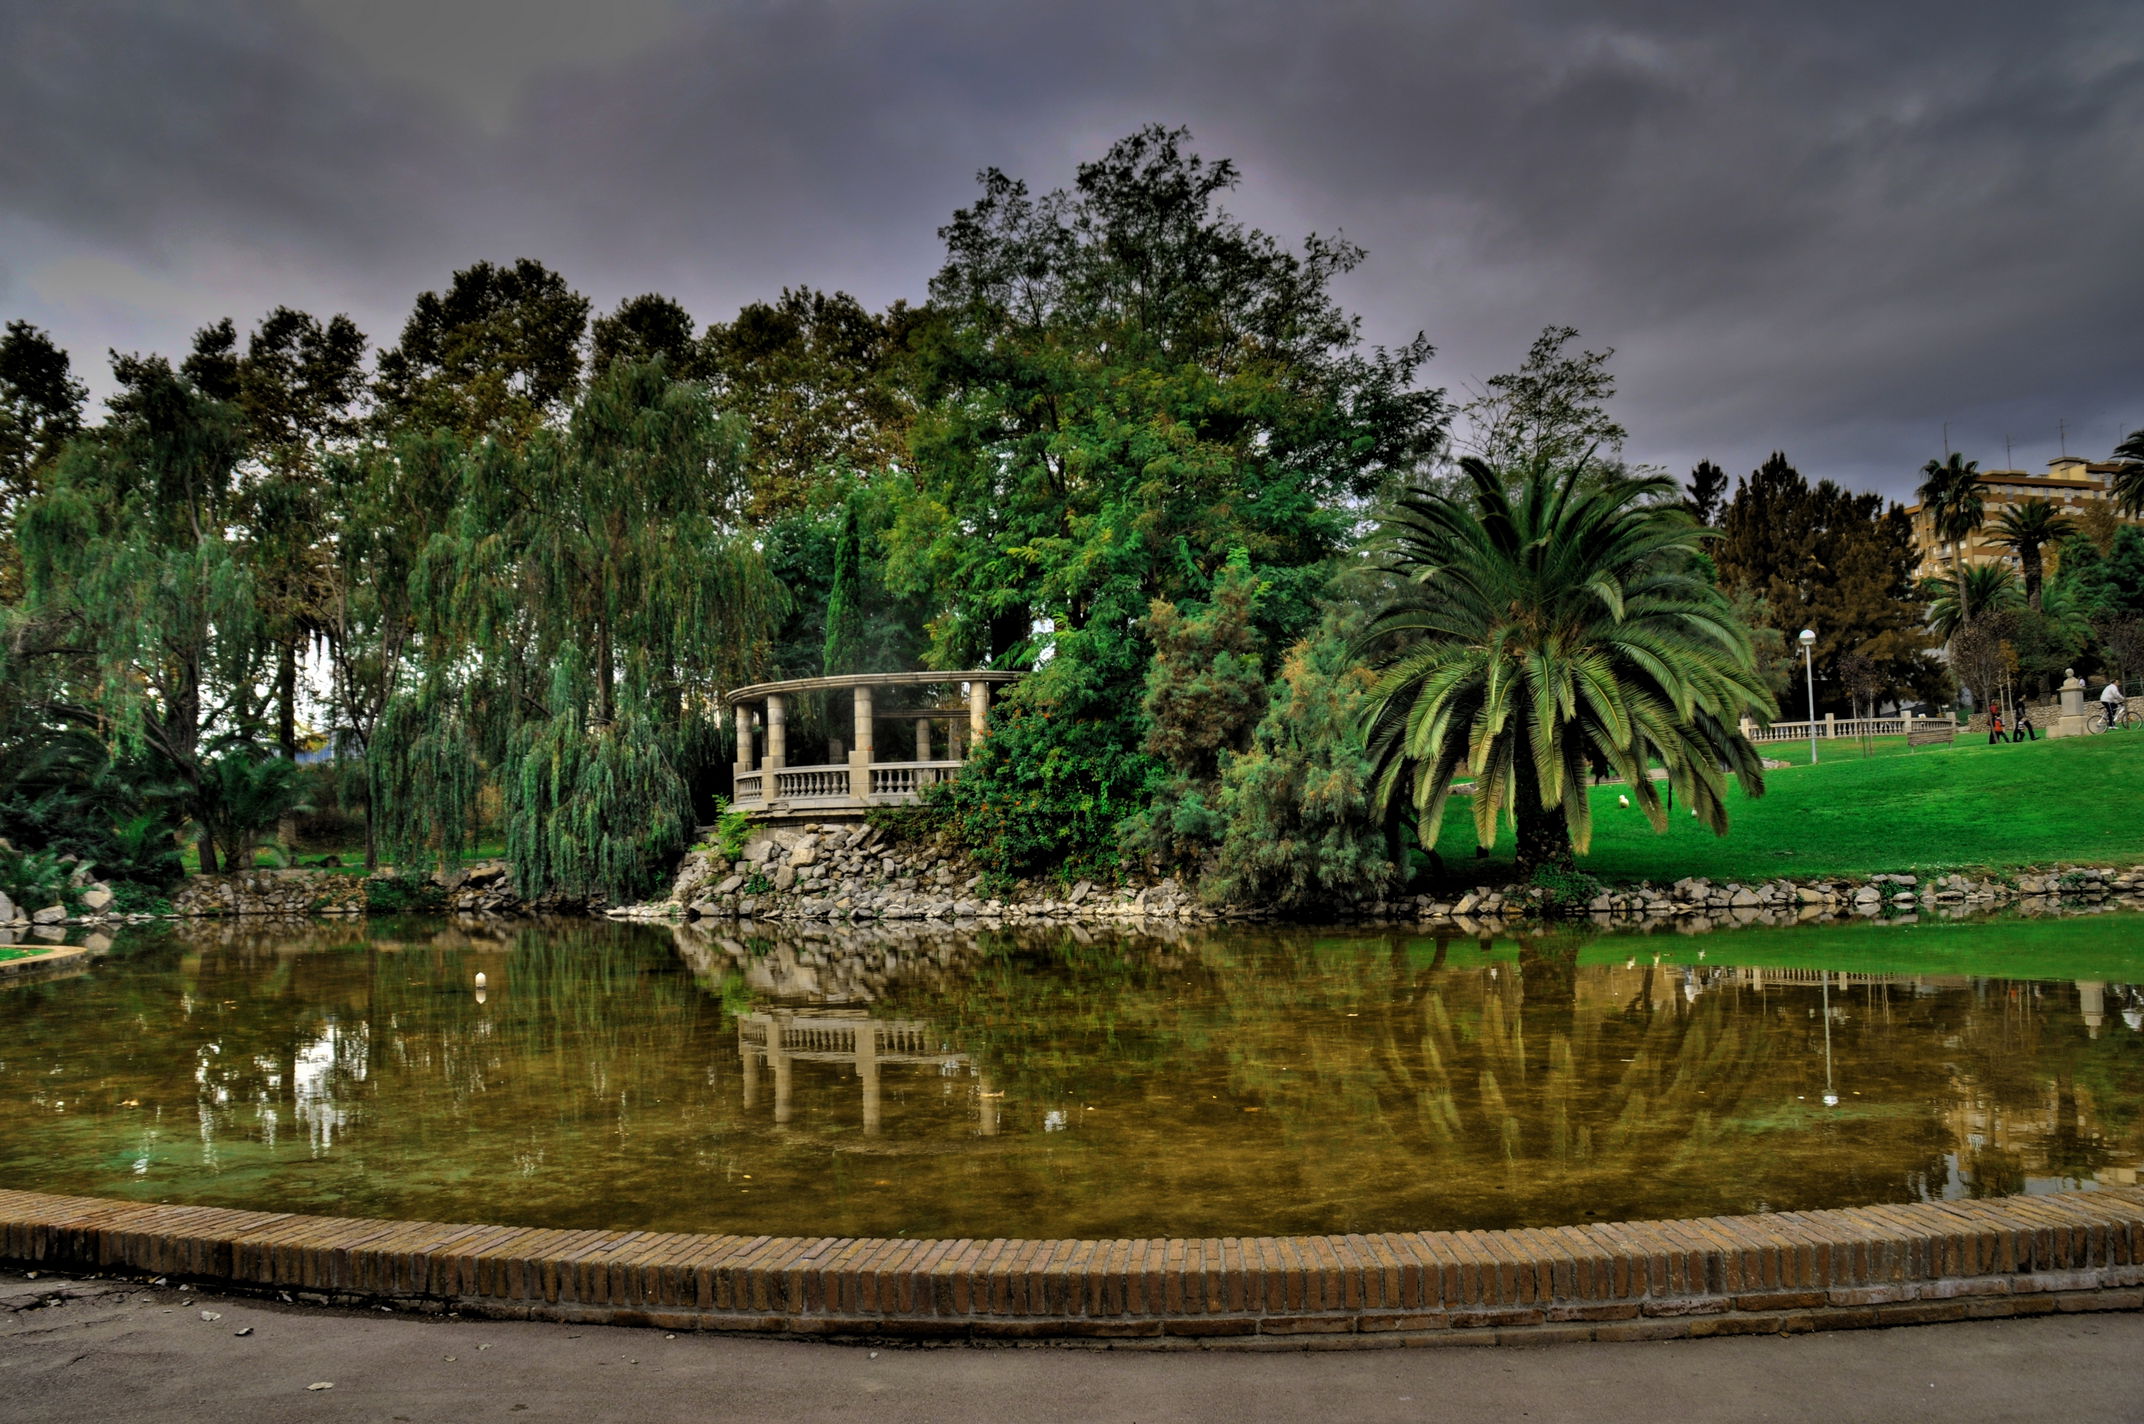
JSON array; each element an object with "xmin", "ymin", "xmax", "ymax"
[
  {"xmin": 80, "ymin": 886, "xmax": 114, "ymax": 913},
  {"xmin": 31, "ymin": 904, "xmax": 66, "ymax": 925},
  {"xmin": 714, "ymin": 874, "xmax": 745, "ymax": 896},
  {"xmin": 0, "ymin": 891, "xmax": 13, "ymax": 923},
  {"xmin": 773, "ymin": 864, "xmax": 797, "ymax": 892}
]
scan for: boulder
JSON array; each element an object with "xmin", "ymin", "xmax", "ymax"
[
  {"xmin": 31, "ymin": 904, "xmax": 66, "ymax": 925},
  {"xmin": 80, "ymin": 885, "xmax": 114, "ymax": 913},
  {"xmin": 0, "ymin": 891, "xmax": 13, "ymax": 923}
]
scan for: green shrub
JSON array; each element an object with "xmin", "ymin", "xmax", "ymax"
[
  {"xmin": 0, "ymin": 845, "xmax": 78, "ymax": 913},
  {"xmin": 1529, "ymin": 863, "xmax": 1606, "ymax": 913},
  {"xmin": 363, "ymin": 876, "xmax": 447, "ymax": 914}
]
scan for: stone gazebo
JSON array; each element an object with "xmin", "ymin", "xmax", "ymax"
[{"xmin": 727, "ymin": 670, "xmax": 1020, "ymax": 820}]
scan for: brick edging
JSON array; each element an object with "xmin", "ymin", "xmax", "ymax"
[{"xmin": 3, "ymin": 1187, "xmax": 2141, "ymax": 1347}]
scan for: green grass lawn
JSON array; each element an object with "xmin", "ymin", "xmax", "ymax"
[{"xmin": 1438, "ymin": 729, "xmax": 2144, "ymax": 885}]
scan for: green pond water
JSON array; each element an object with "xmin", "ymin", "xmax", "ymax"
[{"xmin": 3, "ymin": 913, "xmax": 2144, "ymax": 1240}]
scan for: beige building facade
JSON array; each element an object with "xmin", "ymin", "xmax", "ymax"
[{"xmin": 1905, "ymin": 456, "xmax": 2136, "ymax": 581}]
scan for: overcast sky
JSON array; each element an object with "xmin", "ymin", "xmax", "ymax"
[{"xmin": 4, "ymin": 0, "xmax": 2139, "ymax": 501}]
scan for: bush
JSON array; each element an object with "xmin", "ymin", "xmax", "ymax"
[
  {"xmin": 1528, "ymin": 863, "xmax": 1606, "ymax": 913},
  {"xmin": 1204, "ymin": 604, "xmax": 1396, "ymax": 910},
  {"xmin": 0, "ymin": 845, "xmax": 79, "ymax": 913},
  {"xmin": 363, "ymin": 875, "xmax": 447, "ymax": 914}
]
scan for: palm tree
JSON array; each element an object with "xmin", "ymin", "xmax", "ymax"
[
  {"xmin": 1361, "ymin": 456, "xmax": 1774, "ymax": 875},
  {"xmin": 1917, "ymin": 452, "xmax": 1985, "ymax": 624},
  {"xmin": 2113, "ymin": 428, "xmax": 2144, "ymax": 517},
  {"xmin": 1987, "ymin": 498, "xmax": 2075, "ymax": 609},
  {"xmin": 1921, "ymin": 564, "xmax": 2022, "ymax": 642}
]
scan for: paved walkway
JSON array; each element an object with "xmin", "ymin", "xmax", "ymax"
[{"xmin": 2, "ymin": 1271, "xmax": 2138, "ymax": 1423}]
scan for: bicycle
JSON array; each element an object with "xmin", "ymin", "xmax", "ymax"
[{"xmin": 2091, "ymin": 702, "xmax": 2140, "ymax": 732}]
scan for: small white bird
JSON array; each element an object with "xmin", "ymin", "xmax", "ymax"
[{"xmin": 1617, "ymin": 793, "xmax": 1630, "ymax": 807}]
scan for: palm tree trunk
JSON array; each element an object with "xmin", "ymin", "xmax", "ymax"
[{"xmin": 1513, "ymin": 758, "xmax": 1574, "ymax": 874}]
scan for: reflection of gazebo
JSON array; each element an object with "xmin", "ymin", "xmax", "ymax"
[
  {"xmin": 737, "ymin": 1010, "xmax": 998, "ymax": 1136},
  {"xmin": 726, "ymin": 671, "xmax": 1020, "ymax": 819}
]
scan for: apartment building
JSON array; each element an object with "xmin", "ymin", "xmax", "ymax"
[{"xmin": 1904, "ymin": 456, "xmax": 2137, "ymax": 581}]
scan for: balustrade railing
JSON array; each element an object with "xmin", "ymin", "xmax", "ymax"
[
  {"xmin": 869, "ymin": 760, "xmax": 964, "ymax": 796},
  {"xmin": 1744, "ymin": 716, "xmax": 1958, "ymax": 743},
  {"xmin": 771, "ymin": 765, "xmax": 850, "ymax": 800}
]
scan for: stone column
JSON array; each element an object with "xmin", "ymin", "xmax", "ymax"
[
  {"xmin": 850, "ymin": 684, "xmax": 875, "ymax": 798},
  {"xmin": 914, "ymin": 716, "xmax": 932, "ymax": 763},
  {"xmin": 969, "ymin": 679, "xmax": 991, "ymax": 743},
  {"xmin": 1824, "ymin": 712, "xmax": 1836, "ymax": 740},
  {"xmin": 765, "ymin": 694, "xmax": 788, "ymax": 769},
  {"xmin": 734, "ymin": 704, "xmax": 757, "ymax": 783},
  {"xmin": 2057, "ymin": 669, "xmax": 2088, "ymax": 738},
  {"xmin": 856, "ymin": 1020, "xmax": 881, "ymax": 1137}
]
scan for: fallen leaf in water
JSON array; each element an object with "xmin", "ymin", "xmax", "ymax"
[{"xmin": 307, "ymin": 1382, "xmax": 334, "ymax": 1391}]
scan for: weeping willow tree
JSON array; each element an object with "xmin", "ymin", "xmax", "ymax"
[
  {"xmin": 372, "ymin": 358, "xmax": 781, "ymax": 901},
  {"xmin": 6, "ymin": 356, "xmax": 266, "ymax": 871}
]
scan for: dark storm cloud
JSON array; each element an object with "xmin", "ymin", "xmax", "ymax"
[{"xmin": 3, "ymin": 0, "xmax": 2139, "ymax": 497}]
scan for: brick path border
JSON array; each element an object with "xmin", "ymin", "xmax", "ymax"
[{"xmin": 4, "ymin": 1187, "xmax": 2142, "ymax": 1347}]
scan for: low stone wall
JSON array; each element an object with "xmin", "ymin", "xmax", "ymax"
[
  {"xmin": 168, "ymin": 870, "xmax": 368, "ymax": 919},
  {"xmin": 2, "ymin": 1186, "xmax": 2139, "ymax": 1347}
]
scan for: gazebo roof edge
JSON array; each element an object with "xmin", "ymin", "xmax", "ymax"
[{"xmin": 726, "ymin": 669, "xmax": 1022, "ymax": 702}]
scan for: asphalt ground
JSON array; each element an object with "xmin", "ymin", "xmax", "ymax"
[{"xmin": 2, "ymin": 1270, "xmax": 2138, "ymax": 1424}]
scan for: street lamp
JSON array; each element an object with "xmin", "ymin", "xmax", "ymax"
[{"xmin": 1799, "ymin": 628, "xmax": 1819, "ymax": 765}]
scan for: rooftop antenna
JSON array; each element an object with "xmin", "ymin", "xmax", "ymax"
[
  {"xmin": 1942, "ymin": 421, "xmax": 1951, "ymax": 457},
  {"xmin": 2004, "ymin": 434, "xmax": 2014, "ymax": 468},
  {"xmin": 2059, "ymin": 419, "xmax": 2068, "ymax": 457}
]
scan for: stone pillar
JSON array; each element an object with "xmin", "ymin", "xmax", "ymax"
[
  {"xmin": 2057, "ymin": 669, "xmax": 2089, "ymax": 738},
  {"xmin": 914, "ymin": 717, "xmax": 932, "ymax": 763},
  {"xmin": 765, "ymin": 694, "xmax": 788, "ymax": 769},
  {"xmin": 856, "ymin": 1020, "xmax": 881, "ymax": 1137},
  {"xmin": 740, "ymin": 1026, "xmax": 760, "ymax": 1109},
  {"xmin": 969, "ymin": 680, "xmax": 991, "ymax": 742},
  {"xmin": 734, "ymin": 704, "xmax": 756, "ymax": 779},
  {"xmin": 1739, "ymin": 715, "xmax": 1754, "ymax": 740},
  {"xmin": 850, "ymin": 684, "xmax": 875, "ymax": 797},
  {"xmin": 1824, "ymin": 712, "xmax": 1836, "ymax": 739}
]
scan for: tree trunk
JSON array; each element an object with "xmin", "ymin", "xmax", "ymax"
[
  {"xmin": 2025, "ymin": 547, "xmax": 2043, "ymax": 610},
  {"xmin": 1512, "ymin": 757, "xmax": 1574, "ymax": 875},
  {"xmin": 198, "ymin": 831, "xmax": 219, "ymax": 875}
]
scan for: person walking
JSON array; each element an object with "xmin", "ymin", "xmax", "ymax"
[
  {"xmin": 2013, "ymin": 701, "xmax": 2037, "ymax": 741},
  {"xmin": 1988, "ymin": 703, "xmax": 2005, "ymax": 745}
]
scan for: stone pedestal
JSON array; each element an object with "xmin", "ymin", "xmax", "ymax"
[{"xmin": 2056, "ymin": 670, "xmax": 2089, "ymax": 738}]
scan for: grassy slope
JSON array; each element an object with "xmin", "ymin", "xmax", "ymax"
[{"xmin": 1438, "ymin": 729, "xmax": 2144, "ymax": 885}]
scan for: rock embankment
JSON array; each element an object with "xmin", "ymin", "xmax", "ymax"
[
  {"xmin": 618, "ymin": 821, "xmax": 1226, "ymax": 925},
  {"xmin": 610, "ymin": 819, "xmax": 2144, "ymax": 929}
]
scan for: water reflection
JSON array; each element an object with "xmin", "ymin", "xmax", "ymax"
[{"xmin": 0, "ymin": 914, "xmax": 2140, "ymax": 1239}]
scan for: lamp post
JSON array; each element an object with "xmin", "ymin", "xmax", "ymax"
[{"xmin": 1799, "ymin": 628, "xmax": 1819, "ymax": 765}]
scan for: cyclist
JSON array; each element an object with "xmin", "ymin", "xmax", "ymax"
[{"xmin": 2102, "ymin": 678, "xmax": 2129, "ymax": 731}]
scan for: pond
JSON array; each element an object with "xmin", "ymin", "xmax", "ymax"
[{"xmin": 3, "ymin": 913, "xmax": 2143, "ymax": 1241}]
